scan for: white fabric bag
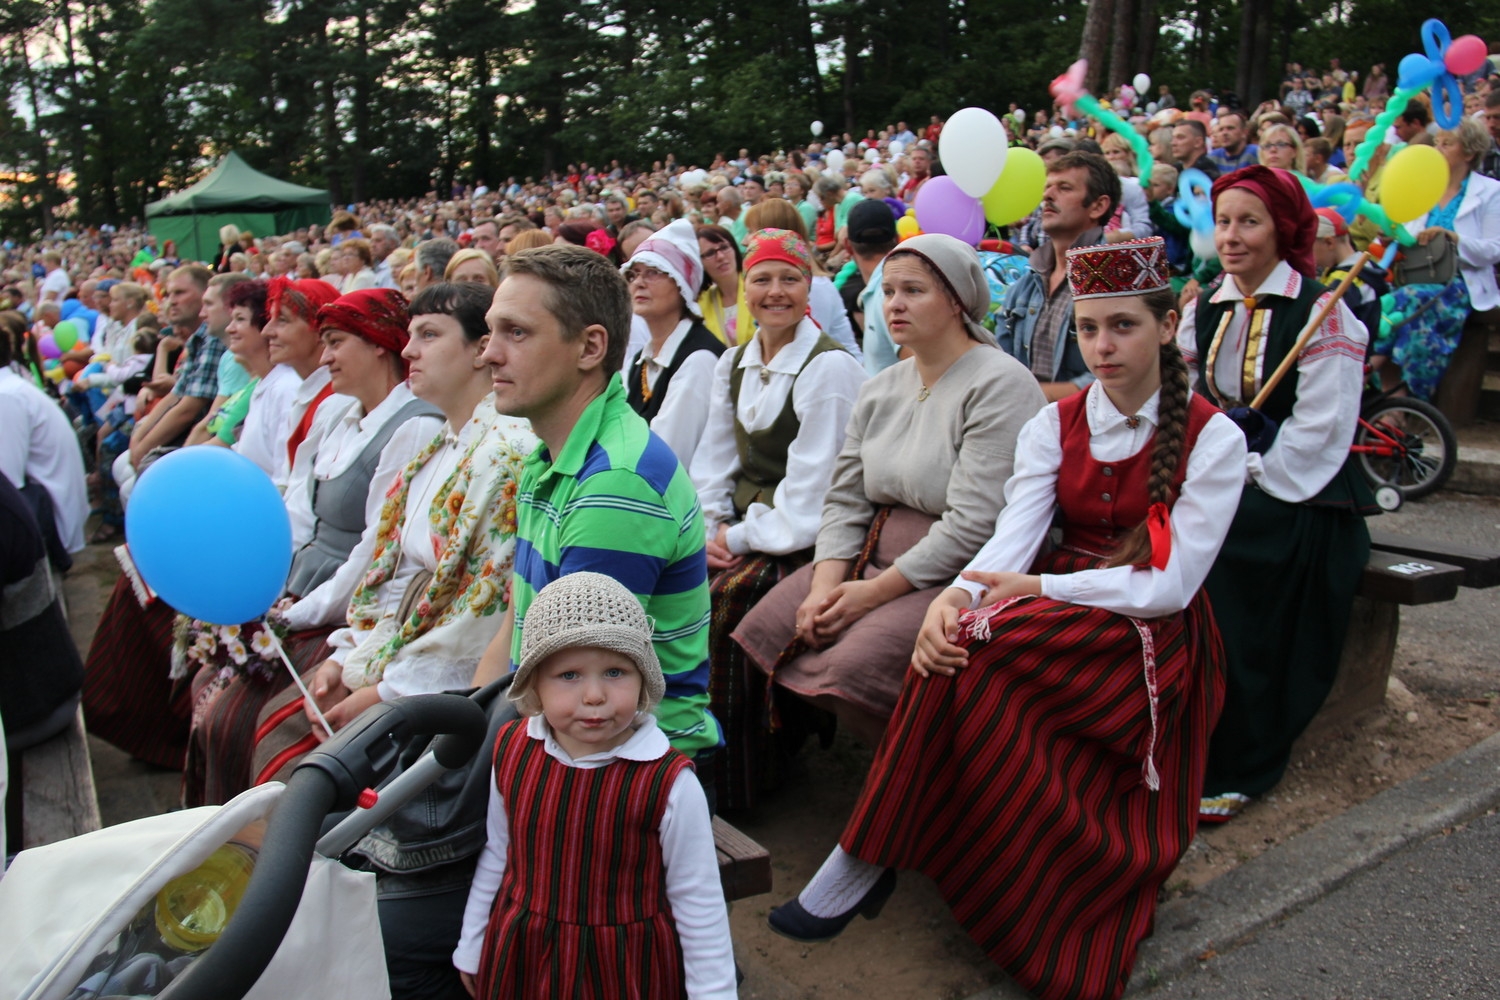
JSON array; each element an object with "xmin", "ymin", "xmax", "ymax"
[{"xmin": 0, "ymin": 782, "xmax": 389, "ymax": 1000}]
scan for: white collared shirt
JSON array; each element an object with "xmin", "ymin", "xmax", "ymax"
[
  {"xmin": 690, "ymin": 316, "xmax": 867, "ymax": 556},
  {"xmin": 0, "ymin": 367, "xmax": 88, "ymax": 553},
  {"xmin": 232, "ymin": 365, "xmax": 301, "ymax": 476},
  {"xmin": 453, "ymin": 715, "xmax": 736, "ymax": 999},
  {"xmin": 629, "ymin": 318, "xmax": 720, "ymax": 473},
  {"xmin": 953, "ymin": 382, "xmax": 1248, "ymax": 619},
  {"xmin": 279, "ymin": 384, "xmax": 442, "ymax": 629},
  {"xmin": 275, "ymin": 366, "xmax": 336, "ymax": 493},
  {"xmin": 1178, "ymin": 260, "xmax": 1367, "ymax": 503}
]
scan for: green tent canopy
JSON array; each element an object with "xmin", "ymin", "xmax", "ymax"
[{"xmin": 145, "ymin": 151, "xmax": 331, "ymax": 263}]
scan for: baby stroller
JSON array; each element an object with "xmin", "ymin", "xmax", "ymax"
[{"xmin": 0, "ymin": 684, "xmax": 513, "ymax": 1000}]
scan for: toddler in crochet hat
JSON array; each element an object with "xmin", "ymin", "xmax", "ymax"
[
  {"xmin": 454, "ymin": 572, "xmax": 736, "ymax": 995},
  {"xmin": 508, "ymin": 572, "xmax": 665, "ymax": 751}
]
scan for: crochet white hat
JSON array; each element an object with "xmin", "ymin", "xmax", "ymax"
[
  {"xmin": 621, "ymin": 218, "xmax": 703, "ymax": 318},
  {"xmin": 510, "ymin": 572, "xmax": 665, "ymax": 708}
]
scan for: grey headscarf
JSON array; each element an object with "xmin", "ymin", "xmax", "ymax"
[{"xmin": 883, "ymin": 233, "xmax": 998, "ymax": 346}]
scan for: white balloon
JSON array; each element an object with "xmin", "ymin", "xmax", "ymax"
[
  {"xmin": 888, "ymin": 139, "xmax": 904, "ymax": 156},
  {"xmin": 1014, "ymin": 108, "xmax": 1025, "ymax": 124},
  {"xmin": 1190, "ymin": 228, "xmax": 1218, "ymax": 263},
  {"xmin": 864, "ymin": 147, "xmax": 880, "ymax": 163},
  {"xmin": 1049, "ymin": 125, "xmax": 1064, "ymax": 138},
  {"xmin": 1133, "ymin": 73, "xmax": 1151, "ymax": 93},
  {"xmin": 811, "ymin": 120, "xmax": 824, "ymax": 137},
  {"xmin": 940, "ymin": 107, "xmax": 1010, "ymax": 198},
  {"xmin": 1146, "ymin": 101, "xmax": 1159, "ymax": 114},
  {"xmin": 826, "ymin": 149, "xmax": 846, "ymax": 171}
]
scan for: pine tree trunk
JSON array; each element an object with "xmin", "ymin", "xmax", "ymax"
[
  {"xmin": 1136, "ymin": 0, "xmax": 1159, "ymax": 83},
  {"xmin": 1078, "ymin": 0, "xmax": 1113, "ymax": 93},
  {"xmin": 1108, "ymin": 0, "xmax": 1135, "ymax": 91}
]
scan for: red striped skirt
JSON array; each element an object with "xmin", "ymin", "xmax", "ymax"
[
  {"xmin": 840, "ymin": 550, "xmax": 1225, "ymax": 1000},
  {"xmin": 80, "ymin": 575, "xmax": 191, "ymax": 769},
  {"xmin": 181, "ymin": 628, "xmax": 335, "ymax": 807}
]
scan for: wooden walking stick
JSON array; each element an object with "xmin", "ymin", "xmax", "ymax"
[{"xmin": 1249, "ymin": 252, "xmax": 1370, "ymax": 410}]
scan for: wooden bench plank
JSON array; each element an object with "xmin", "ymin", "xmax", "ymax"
[
  {"xmin": 1369, "ymin": 529, "xmax": 1500, "ymax": 589},
  {"xmin": 714, "ymin": 815, "xmax": 772, "ymax": 901},
  {"xmin": 1358, "ymin": 550, "xmax": 1463, "ymax": 605},
  {"xmin": 20, "ymin": 705, "xmax": 102, "ymax": 850}
]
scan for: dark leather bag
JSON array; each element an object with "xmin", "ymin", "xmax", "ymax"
[{"xmin": 1395, "ymin": 232, "xmax": 1459, "ymax": 287}]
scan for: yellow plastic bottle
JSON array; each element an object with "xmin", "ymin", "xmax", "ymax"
[{"xmin": 153, "ymin": 842, "xmax": 258, "ymax": 953}]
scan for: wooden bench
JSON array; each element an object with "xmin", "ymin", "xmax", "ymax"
[
  {"xmin": 715, "ymin": 815, "xmax": 772, "ymax": 901},
  {"xmin": 16, "ymin": 704, "xmax": 103, "ymax": 850},
  {"xmin": 1309, "ymin": 534, "xmax": 1499, "ymax": 737}
]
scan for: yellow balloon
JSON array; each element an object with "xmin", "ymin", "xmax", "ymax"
[
  {"xmin": 981, "ymin": 147, "xmax": 1047, "ymax": 227},
  {"xmin": 1379, "ymin": 144, "xmax": 1448, "ymax": 224},
  {"xmin": 896, "ymin": 215, "xmax": 922, "ymax": 239}
]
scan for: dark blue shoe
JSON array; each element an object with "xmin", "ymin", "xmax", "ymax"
[{"xmin": 766, "ymin": 868, "xmax": 897, "ymax": 942}]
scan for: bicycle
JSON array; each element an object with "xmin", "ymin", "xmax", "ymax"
[{"xmin": 1351, "ymin": 372, "xmax": 1457, "ymax": 511}]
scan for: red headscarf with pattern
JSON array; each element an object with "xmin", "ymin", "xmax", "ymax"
[
  {"xmin": 1210, "ymin": 165, "xmax": 1318, "ymax": 280},
  {"xmin": 266, "ymin": 276, "xmax": 340, "ymax": 325},
  {"xmin": 316, "ymin": 288, "xmax": 412, "ymax": 374},
  {"xmin": 742, "ymin": 228, "xmax": 812, "ymax": 278}
]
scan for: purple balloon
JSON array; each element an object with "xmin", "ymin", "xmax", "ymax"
[
  {"xmin": 38, "ymin": 333, "xmax": 61, "ymax": 359},
  {"xmin": 914, "ymin": 176, "xmax": 985, "ymax": 245}
]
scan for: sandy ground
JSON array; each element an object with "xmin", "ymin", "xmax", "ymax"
[{"xmin": 64, "ymin": 493, "xmax": 1500, "ymax": 1000}]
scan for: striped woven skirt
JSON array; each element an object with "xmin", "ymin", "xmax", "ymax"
[
  {"xmin": 181, "ymin": 627, "xmax": 336, "ymax": 807},
  {"xmin": 80, "ymin": 575, "xmax": 191, "ymax": 769},
  {"xmin": 839, "ymin": 550, "xmax": 1225, "ymax": 1000},
  {"xmin": 706, "ymin": 552, "xmax": 808, "ymax": 812}
]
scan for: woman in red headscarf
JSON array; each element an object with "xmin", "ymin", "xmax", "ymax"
[
  {"xmin": 1177, "ymin": 165, "xmax": 1378, "ymax": 822},
  {"xmin": 180, "ymin": 288, "xmax": 446, "ymax": 805}
]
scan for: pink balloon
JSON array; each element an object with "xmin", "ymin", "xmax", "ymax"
[
  {"xmin": 1446, "ymin": 35, "xmax": 1488, "ymax": 77},
  {"xmin": 914, "ymin": 176, "xmax": 985, "ymax": 245},
  {"xmin": 38, "ymin": 333, "xmax": 61, "ymax": 359}
]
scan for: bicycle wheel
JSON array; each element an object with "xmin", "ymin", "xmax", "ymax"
[{"xmin": 1355, "ymin": 396, "xmax": 1457, "ymax": 501}]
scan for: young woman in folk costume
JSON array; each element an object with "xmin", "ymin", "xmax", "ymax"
[
  {"xmin": 769, "ymin": 237, "xmax": 1247, "ymax": 1000},
  {"xmin": 1179, "ymin": 165, "xmax": 1378, "ymax": 822}
]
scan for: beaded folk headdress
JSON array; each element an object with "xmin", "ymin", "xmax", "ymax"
[{"xmin": 1065, "ymin": 236, "xmax": 1172, "ymax": 301}]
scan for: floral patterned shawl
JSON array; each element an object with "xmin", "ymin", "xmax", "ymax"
[{"xmin": 342, "ymin": 396, "xmax": 534, "ymax": 689}]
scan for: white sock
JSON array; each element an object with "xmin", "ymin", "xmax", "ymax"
[{"xmin": 797, "ymin": 846, "xmax": 884, "ymax": 918}]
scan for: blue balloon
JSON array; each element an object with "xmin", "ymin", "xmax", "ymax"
[
  {"xmin": 125, "ymin": 448, "xmax": 292, "ymax": 625},
  {"xmin": 60, "ymin": 299, "xmax": 82, "ymax": 320},
  {"xmin": 1173, "ymin": 168, "xmax": 1215, "ymax": 235}
]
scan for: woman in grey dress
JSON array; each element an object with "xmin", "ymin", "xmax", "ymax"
[{"xmin": 734, "ymin": 235, "xmax": 1045, "ymax": 745}]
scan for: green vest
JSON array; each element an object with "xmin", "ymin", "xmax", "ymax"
[
  {"xmin": 1194, "ymin": 282, "xmax": 1377, "ymax": 514},
  {"xmin": 727, "ymin": 332, "xmax": 846, "ymax": 518}
]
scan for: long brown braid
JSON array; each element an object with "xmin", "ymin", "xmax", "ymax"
[{"xmin": 1106, "ymin": 289, "xmax": 1190, "ymax": 569}]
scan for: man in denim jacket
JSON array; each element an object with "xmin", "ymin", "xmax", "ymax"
[{"xmin": 995, "ymin": 151, "xmax": 1118, "ymax": 401}]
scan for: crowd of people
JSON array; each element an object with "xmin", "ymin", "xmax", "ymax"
[{"xmin": 3, "ymin": 53, "xmax": 1498, "ymax": 998}]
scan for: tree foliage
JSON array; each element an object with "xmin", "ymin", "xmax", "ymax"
[{"xmin": 0, "ymin": 0, "xmax": 1488, "ymax": 234}]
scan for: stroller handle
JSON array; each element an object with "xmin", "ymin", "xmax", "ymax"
[{"xmin": 160, "ymin": 693, "xmax": 488, "ymax": 1000}]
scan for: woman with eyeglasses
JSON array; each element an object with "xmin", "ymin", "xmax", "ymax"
[
  {"xmin": 696, "ymin": 224, "xmax": 748, "ymax": 345},
  {"xmin": 622, "ymin": 219, "xmax": 726, "ymax": 471},
  {"xmin": 1257, "ymin": 123, "xmax": 1306, "ymax": 174}
]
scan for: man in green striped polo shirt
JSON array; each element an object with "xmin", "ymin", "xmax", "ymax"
[{"xmin": 477, "ymin": 245, "xmax": 722, "ymax": 772}]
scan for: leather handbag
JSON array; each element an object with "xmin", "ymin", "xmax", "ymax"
[{"xmin": 1394, "ymin": 231, "xmax": 1458, "ymax": 287}]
